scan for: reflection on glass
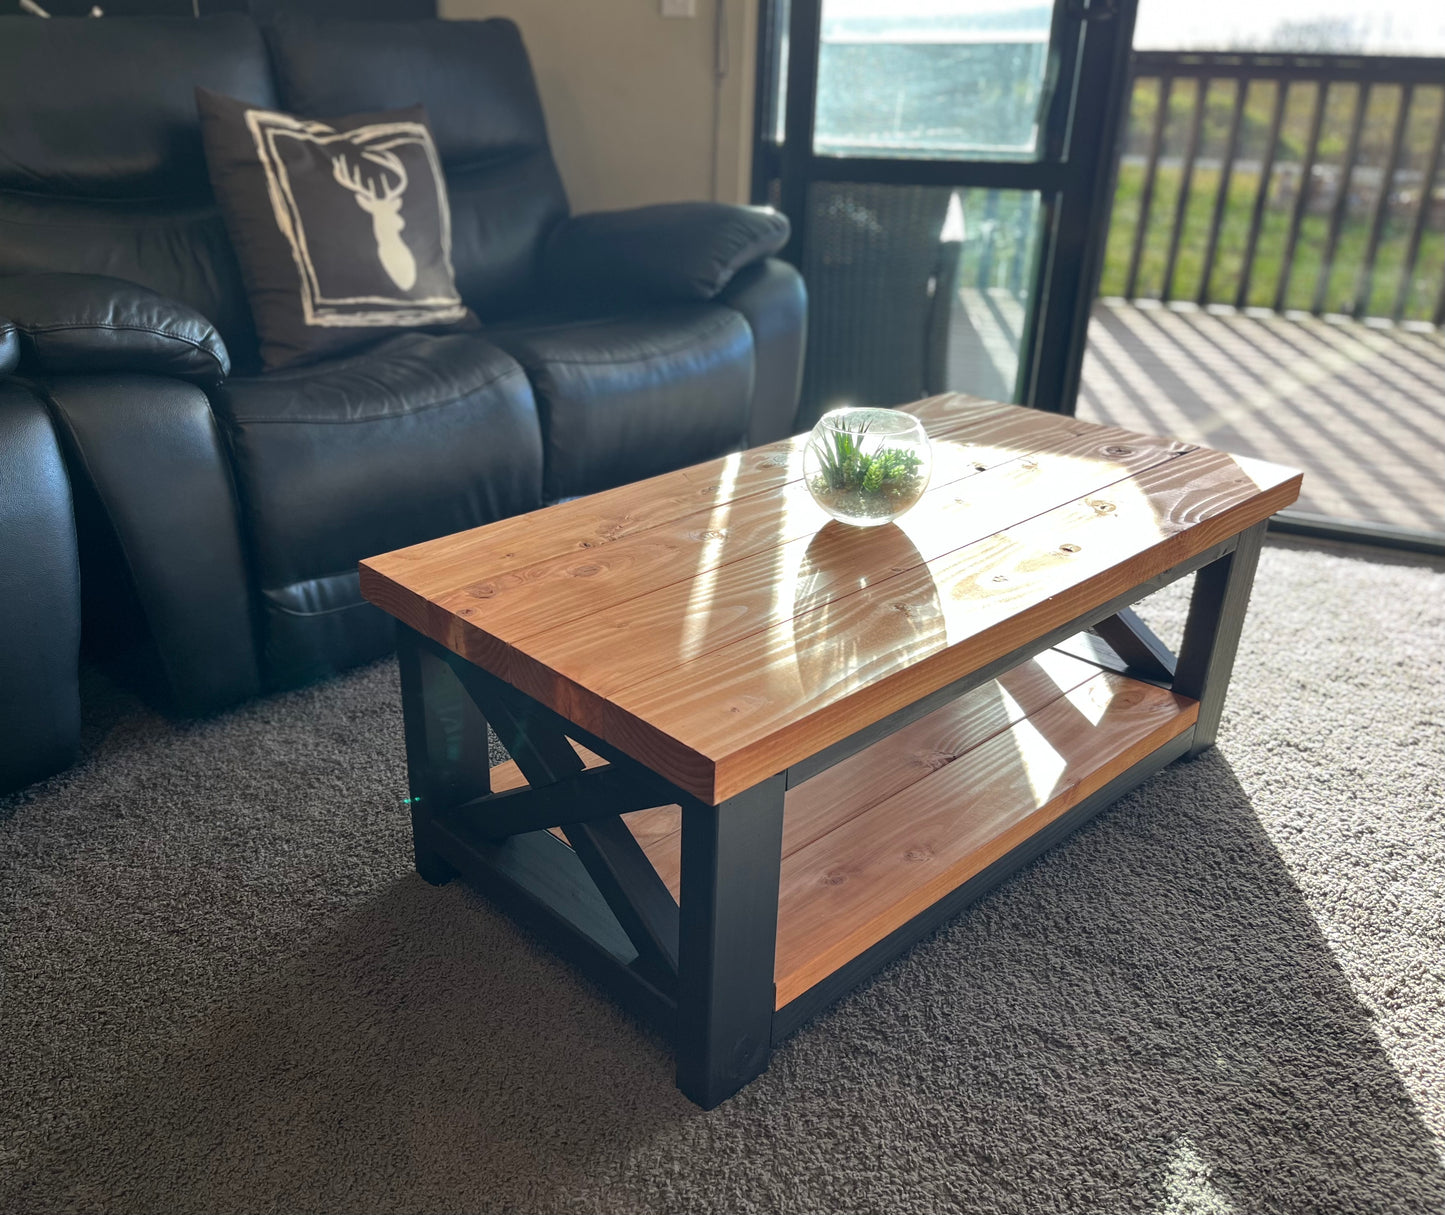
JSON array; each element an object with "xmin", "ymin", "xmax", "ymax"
[
  {"xmin": 946, "ymin": 188, "xmax": 1043, "ymax": 400},
  {"xmin": 814, "ymin": 0, "xmax": 1054, "ymax": 160},
  {"xmin": 772, "ymin": 0, "xmax": 791, "ymax": 144},
  {"xmin": 799, "ymin": 183, "xmax": 1043, "ymax": 422}
]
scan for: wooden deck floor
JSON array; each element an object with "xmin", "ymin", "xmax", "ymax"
[
  {"xmin": 947, "ymin": 291, "xmax": 1443, "ymax": 534},
  {"xmin": 1079, "ymin": 301, "xmax": 1444, "ymax": 534}
]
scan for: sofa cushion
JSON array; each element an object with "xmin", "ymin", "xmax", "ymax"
[
  {"xmin": 197, "ymin": 89, "xmax": 471, "ymax": 371},
  {"xmin": 264, "ymin": 15, "xmax": 569, "ymax": 321},
  {"xmin": 0, "ymin": 14, "xmax": 273, "ymax": 201},
  {"xmin": 0, "ymin": 273, "xmax": 230, "ymax": 387},
  {"xmin": 214, "ymin": 329, "xmax": 543, "ymax": 591},
  {"xmin": 213, "ymin": 330, "xmax": 544, "ymax": 683},
  {"xmin": 486, "ymin": 307, "xmax": 754, "ymax": 501},
  {"xmin": 0, "ymin": 15, "xmax": 275, "ymax": 364}
]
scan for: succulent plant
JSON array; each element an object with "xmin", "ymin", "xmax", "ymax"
[{"xmin": 812, "ymin": 420, "xmax": 924, "ymax": 497}]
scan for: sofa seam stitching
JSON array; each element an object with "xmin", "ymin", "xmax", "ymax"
[{"xmin": 23, "ymin": 320, "xmax": 227, "ymax": 376}]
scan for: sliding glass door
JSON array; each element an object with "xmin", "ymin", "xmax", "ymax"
[{"xmin": 755, "ymin": 0, "xmax": 1140, "ymax": 425}]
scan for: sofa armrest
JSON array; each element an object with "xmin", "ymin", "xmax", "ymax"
[
  {"xmin": 42, "ymin": 374, "xmax": 262, "ymax": 713},
  {"xmin": 719, "ymin": 258, "xmax": 808, "ymax": 446},
  {"xmin": 0, "ymin": 274, "xmax": 230, "ymax": 388},
  {"xmin": 542, "ymin": 203, "xmax": 791, "ymax": 307}
]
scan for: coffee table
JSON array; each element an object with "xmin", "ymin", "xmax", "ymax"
[{"xmin": 360, "ymin": 394, "xmax": 1301, "ymax": 1108}]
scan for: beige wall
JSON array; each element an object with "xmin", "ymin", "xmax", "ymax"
[{"xmin": 440, "ymin": 0, "xmax": 756, "ymax": 214}]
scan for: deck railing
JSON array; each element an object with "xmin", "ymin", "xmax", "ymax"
[{"xmin": 1100, "ymin": 50, "xmax": 1445, "ymax": 326}]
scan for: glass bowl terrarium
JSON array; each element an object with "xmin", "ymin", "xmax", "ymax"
[{"xmin": 803, "ymin": 406, "xmax": 932, "ymax": 526}]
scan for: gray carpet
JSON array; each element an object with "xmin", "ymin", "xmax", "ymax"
[{"xmin": 2, "ymin": 540, "xmax": 1442, "ymax": 1215}]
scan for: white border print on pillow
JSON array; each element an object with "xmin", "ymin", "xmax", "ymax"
[{"xmin": 244, "ymin": 108, "xmax": 467, "ymax": 329}]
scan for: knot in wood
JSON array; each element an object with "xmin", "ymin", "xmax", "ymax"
[
  {"xmin": 1059, "ymin": 543, "xmax": 1081, "ymax": 553},
  {"xmin": 572, "ymin": 564, "xmax": 600, "ymax": 578},
  {"xmin": 1104, "ymin": 445, "xmax": 1134, "ymax": 456},
  {"xmin": 1087, "ymin": 499, "xmax": 1117, "ymax": 514}
]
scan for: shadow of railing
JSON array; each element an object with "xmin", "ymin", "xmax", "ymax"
[{"xmin": 1080, "ymin": 301, "xmax": 1445, "ymax": 535}]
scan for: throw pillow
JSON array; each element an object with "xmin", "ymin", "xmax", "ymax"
[{"xmin": 196, "ymin": 87, "xmax": 470, "ymax": 370}]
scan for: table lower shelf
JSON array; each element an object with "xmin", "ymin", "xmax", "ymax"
[{"xmin": 486, "ymin": 646, "xmax": 1198, "ymax": 1014}]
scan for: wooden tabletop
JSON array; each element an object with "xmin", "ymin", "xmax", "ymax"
[{"xmin": 361, "ymin": 395, "xmax": 1301, "ymax": 803}]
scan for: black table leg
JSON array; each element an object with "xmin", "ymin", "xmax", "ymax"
[
  {"xmin": 396, "ymin": 625, "xmax": 492, "ymax": 884},
  {"xmin": 676, "ymin": 774, "xmax": 787, "ymax": 1108},
  {"xmin": 1173, "ymin": 520, "xmax": 1267, "ymax": 756}
]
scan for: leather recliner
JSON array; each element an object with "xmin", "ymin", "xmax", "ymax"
[
  {"xmin": 0, "ymin": 317, "xmax": 82, "ymax": 795},
  {"xmin": 0, "ymin": 13, "xmax": 807, "ymax": 715}
]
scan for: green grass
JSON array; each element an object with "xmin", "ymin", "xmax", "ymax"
[
  {"xmin": 1099, "ymin": 80, "xmax": 1445, "ymax": 322},
  {"xmin": 1100, "ymin": 162, "xmax": 1445, "ymax": 319}
]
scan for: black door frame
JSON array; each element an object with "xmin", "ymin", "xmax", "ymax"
[{"xmin": 752, "ymin": 0, "xmax": 1140, "ymax": 415}]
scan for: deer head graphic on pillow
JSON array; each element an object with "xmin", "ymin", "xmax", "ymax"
[{"xmin": 330, "ymin": 146, "xmax": 417, "ymax": 291}]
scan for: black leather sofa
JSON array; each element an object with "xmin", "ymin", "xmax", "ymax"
[
  {"xmin": 0, "ymin": 14, "xmax": 806, "ymax": 716},
  {"xmin": 0, "ymin": 318, "xmax": 82, "ymax": 796}
]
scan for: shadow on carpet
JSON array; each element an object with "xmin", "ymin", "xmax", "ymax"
[{"xmin": 4, "ymin": 750, "xmax": 1441, "ymax": 1213}]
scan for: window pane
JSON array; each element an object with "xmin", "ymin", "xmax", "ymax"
[
  {"xmin": 814, "ymin": 0, "xmax": 1055, "ymax": 160},
  {"xmin": 799, "ymin": 183, "xmax": 1044, "ymax": 423}
]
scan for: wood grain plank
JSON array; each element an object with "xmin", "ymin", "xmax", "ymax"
[
  {"xmin": 620, "ymin": 804, "xmax": 683, "ymax": 851},
  {"xmin": 406, "ymin": 406, "xmax": 1103, "ymax": 663},
  {"xmin": 359, "ymin": 436, "xmax": 809, "ymax": 652},
  {"xmin": 591, "ymin": 448, "xmax": 1298, "ymax": 801},
  {"xmin": 360, "ymin": 399, "xmax": 1075, "ymax": 666},
  {"xmin": 778, "ymin": 648, "xmax": 1104, "ymax": 857},
  {"xmin": 619, "ymin": 650, "xmax": 1105, "ymax": 900},
  {"xmin": 362, "ymin": 395, "xmax": 1011, "ymax": 607},
  {"xmin": 770, "ymin": 671, "xmax": 1198, "ymax": 1006},
  {"xmin": 360, "ymin": 400, "xmax": 1190, "ymax": 670},
  {"xmin": 505, "ymin": 429, "xmax": 1195, "ymax": 707}
]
